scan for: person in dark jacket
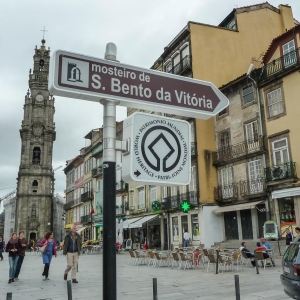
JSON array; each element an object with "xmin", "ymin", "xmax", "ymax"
[
  {"xmin": 38, "ymin": 232, "xmax": 57, "ymax": 280},
  {"xmin": 0, "ymin": 236, "xmax": 5, "ymax": 261},
  {"xmin": 14, "ymin": 231, "xmax": 27, "ymax": 281},
  {"xmin": 6, "ymin": 232, "xmax": 22, "ymax": 283},
  {"xmin": 285, "ymin": 228, "xmax": 294, "ymax": 250},
  {"xmin": 63, "ymin": 226, "xmax": 81, "ymax": 283}
]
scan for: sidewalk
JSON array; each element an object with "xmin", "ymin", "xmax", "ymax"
[{"xmin": 0, "ymin": 251, "xmax": 289, "ymax": 300}]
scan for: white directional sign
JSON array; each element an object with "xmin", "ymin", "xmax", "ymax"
[
  {"xmin": 122, "ymin": 113, "xmax": 191, "ymax": 186},
  {"xmin": 49, "ymin": 50, "xmax": 229, "ymax": 120}
]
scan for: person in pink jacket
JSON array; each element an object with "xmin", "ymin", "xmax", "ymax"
[{"xmin": 38, "ymin": 232, "xmax": 57, "ymax": 280}]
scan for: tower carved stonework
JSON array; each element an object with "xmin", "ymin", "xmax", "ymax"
[{"xmin": 16, "ymin": 39, "xmax": 56, "ymax": 240}]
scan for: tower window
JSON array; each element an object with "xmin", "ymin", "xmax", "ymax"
[
  {"xmin": 32, "ymin": 180, "xmax": 38, "ymax": 186},
  {"xmin": 39, "ymin": 59, "xmax": 44, "ymax": 71},
  {"xmin": 32, "ymin": 147, "xmax": 41, "ymax": 165}
]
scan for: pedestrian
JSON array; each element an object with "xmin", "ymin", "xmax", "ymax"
[
  {"xmin": 38, "ymin": 232, "xmax": 57, "ymax": 280},
  {"xmin": 183, "ymin": 229, "xmax": 190, "ymax": 248},
  {"xmin": 6, "ymin": 232, "xmax": 22, "ymax": 283},
  {"xmin": 14, "ymin": 231, "xmax": 27, "ymax": 281},
  {"xmin": 0, "ymin": 236, "xmax": 5, "ymax": 261},
  {"xmin": 63, "ymin": 225, "xmax": 82, "ymax": 283},
  {"xmin": 294, "ymin": 227, "xmax": 300, "ymax": 242},
  {"xmin": 285, "ymin": 228, "xmax": 293, "ymax": 250}
]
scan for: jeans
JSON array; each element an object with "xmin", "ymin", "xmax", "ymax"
[
  {"xmin": 0, "ymin": 250, "xmax": 3, "ymax": 260},
  {"xmin": 14, "ymin": 255, "xmax": 24, "ymax": 278},
  {"xmin": 8, "ymin": 256, "xmax": 19, "ymax": 279},
  {"xmin": 184, "ymin": 240, "xmax": 190, "ymax": 248}
]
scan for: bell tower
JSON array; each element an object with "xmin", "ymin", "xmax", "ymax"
[{"xmin": 16, "ymin": 39, "xmax": 56, "ymax": 241}]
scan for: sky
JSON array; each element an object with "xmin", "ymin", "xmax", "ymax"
[{"xmin": 1, "ymin": 0, "xmax": 300, "ymax": 210}]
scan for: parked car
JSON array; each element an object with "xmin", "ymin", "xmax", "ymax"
[{"xmin": 280, "ymin": 242, "xmax": 300, "ymax": 299}]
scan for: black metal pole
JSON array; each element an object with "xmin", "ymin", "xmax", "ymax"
[
  {"xmin": 153, "ymin": 278, "xmax": 158, "ymax": 300},
  {"xmin": 234, "ymin": 275, "xmax": 240, "ymax": 300},
  {"xmin": 103, "ymin": 161, "xmax": 116, "ymax": 300},
  {"xmin": 67, "ymin": 280, "xmax": 73, "ymax": 300},
  {"xmin": 6, "ymin": 293, "xmax": 12, "ymax": 300},
  {"xmin": 254, "ymin": 251, "xmax": 259, "ymax": 274},
  {"xmin": 216, "ymin": 250, "xmax": 219, "ymax": 274}
]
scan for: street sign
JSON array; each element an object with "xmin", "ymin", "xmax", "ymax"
[
  {"xmin": 122, "ymin": 113, "xmax": 191, "ymax": 186},
  {"xmin": 49, "ymin": 50, "xmax": 229, "ymax": 120}
]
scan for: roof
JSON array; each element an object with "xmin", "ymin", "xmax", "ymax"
[
  {"xmin": 63, "ymin": 155, "xmax": 83, "ymax": 173},
  {"xmin": 263, "ymin": 24, "xmax": 300, "ymax": 63}
]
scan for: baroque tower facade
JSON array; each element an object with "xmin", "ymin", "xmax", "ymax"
[{"xmin": 16, "ymin": 39, "xmax": 56, "ymax": 241}]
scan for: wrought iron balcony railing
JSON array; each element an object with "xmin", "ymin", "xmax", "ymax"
[
  {"xmin": 179, "ymin": 191, "xmax": 199, "ymax": 205},
  {"xmin": 263, "ymin": 47, "xmax": 300, "ymax": 79},
  {"xmin": 214, "ymin": 183, "xmax": 239, "ymax": 201},
  {"xmin": 63, "ymin": 200, "xmax": 75, "ymax": 210},
  {"xmin": 213, "ymin": 137, "xmax": 264, "ymax": 164},
  {"xmin": 138, "ymin": 203, "xmax": 145, "ymax": 210},
  {"xmin": 265, "ymin": 162, "xmax": 297, "ymax": 183},
  {"xmin": 92, "ymin": 165, "xmax": 102, "ymax": 177},
  {"xmin": 116, "ymin": 181, "xmax": 128, "ymax": 191},
  {"xmin": 116, "ymin": 207, "xmax": 124, "ymax": 215},
  {"xmin": 167, "ymin": 55, "xmax": 191, "ymax": 75},
  {"xmin": 81, "ymin": 190, "xmax": 94, "ymax": 202},
  {"xmin": 81, "ymin": 215, "xmax": 91, "ymax": 223},
  {"xmin": 240, "ymin": 178, "xmax": 266, "ymax": 196}
]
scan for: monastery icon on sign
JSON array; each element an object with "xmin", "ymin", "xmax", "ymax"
[{"xmin": 67, "ymin": 62, "xmax": 83, "ymax": 82}]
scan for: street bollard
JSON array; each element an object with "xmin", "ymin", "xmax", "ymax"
[
  {"xmin": 216, "ymin": 250, "xmax": 219, "ymax": 274},
  {"xmin": 254, "ymin": 251, "xmax": 259, "ymax": 274},
  {"xmin": 153, "ymin": 278, "xmax": 158, "ymax": 300},
  {"xmin": 234, "ymin": 275, "xmax": 240, "ymax": 300},
  {"xmin": 6, "ymin": 293, "xmax": 12, "ymax": 300},
  {"xmin": 67, "ymin": 280, "xmax": 73, "ymax": 300}
]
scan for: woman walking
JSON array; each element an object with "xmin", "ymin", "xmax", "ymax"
[
  {"xmin": 6, "ymin": 232, "xmax": 22, "ymax": 283},
  {"xmin": 0, "ymin": 236, "xmax": 5, "ymax": 261},
  {"xmin": 38, "ymin": 232, "xmax": 57, "ymax": 280}
]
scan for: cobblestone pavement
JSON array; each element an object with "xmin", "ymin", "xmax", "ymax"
[{"xmin": 0, "ymin": 251, "xmax": 290, "ymax": 300}]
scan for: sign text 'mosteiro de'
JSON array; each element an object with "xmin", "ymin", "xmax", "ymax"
[{"xmin": 49, "ymin": 50, "xmax": 229, "ymax": 119}]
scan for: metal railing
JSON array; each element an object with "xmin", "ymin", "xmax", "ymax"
[
  {"xmin": 63, "ymin": 200, "xmax": 75, "ymax": 210},
  {"xmin": 92, "ymin": 165, "xmax": 102, "ymax": 177},
  {"xmin": 265, "ymin": 162, "xmax": 297, "ymax": 183},
  {"xmin": 81, "ymin": 190, "xmax": 94, "ymax": 202},
  {"xmin": 81, "ymin": 215, "xmax": 91, "ymax": 223},
  {"xmin": 263, "ymin": 47, "xmax": 300, "ymax": 78},
  {"xmin": 240, "ymin": 178, "xmax": 266, "ymax": 195},
  {"xmin": 116, "ymin": 181, "xmax": 128, "ymax": 191},
  {"xmin": 214, "ymin": 183, "xmax": 239, "ymax": 200},
  {"xmin": 167, "ymin": 55, "xmax": 191, "ymax": 75},
  {"xmin": 116, "ymin": 207, "xmax": 124, "ymax": 215},
  {"xmin": 213, "ymin": 137, "xmax": 264, "ymax": 164},
  {"xmin": 179, "ymin": 191, "xmax": 199, "ymax": 205}
]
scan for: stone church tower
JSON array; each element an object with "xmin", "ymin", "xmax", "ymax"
[{"xmin": 15, "ymin": 39, "xmax": 56, "ymax": 241}]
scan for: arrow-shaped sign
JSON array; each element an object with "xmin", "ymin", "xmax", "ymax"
[{"xmin": 134, "ymin": 170, "xmax": 141, "ymax": 177}]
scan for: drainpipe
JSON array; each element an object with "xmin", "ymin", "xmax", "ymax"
[{"xmin": 248, "ymin": 70, "xmax": 271, "ymax": 221}]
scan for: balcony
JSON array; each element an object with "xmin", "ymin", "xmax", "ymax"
[
  {"xmin": 262, "ymin": 47, "xmax": 300, "ymax": 79},
  {"xmin": 63, "ymin": 200, "xmax": 74, "ymax": 211},
  {"xmin": 213, "ymin": 137, "xmax": 264, "ymax": 165},
  {"xmin": 162, "ymin": 195, "xmax": 180, "ymax": 210},
  {"xmin": 92, "ymin": 165, "xmax": 102, "ymax": 177},
  {"xmin": 81, "ymin": 215, "xmax": 91, "ymax": 223},
  {"xmin": 81, "ymin": 190, "xmax": 94, "ymax": 202},
  {"xmin": 116, "ymin": 206, "xmax": 125, "ymax": 215},
  {"xmin": 116, "ymin": 180, "xmax": 128, "ymax": 192},
  {"xmin": 240, "ymin": 178, "xmax": 266, "ymax": 196},
  {"xmin": 214, "ymin": 183, "xmax": 239, "ymax": 201},
  {"xmin": 265, "ymin": 162, "xmax": 297, "ymax": 183},
  {"xmin": 168, "ymin": 55, "xmax": 191, "ymax": 75},
  {"xmin": 179, "ymin": 191, "xmax": 199, "ymax": 206}
]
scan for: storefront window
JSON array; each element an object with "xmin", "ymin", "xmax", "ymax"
[
  {"xmin": 191, "ymin": 214, "xmax": 200, "ymax": 240},
  {"xmin": 279, "ymin": 197, "xmax": 296, "ymax": 225},
  {"xmin": 172, "ymin": 217, "xmax": 179, "ymax": 241}
]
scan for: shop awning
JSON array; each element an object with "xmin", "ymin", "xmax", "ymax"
[
  {"xmin": 95, "ymin": 223, "xmax": 103, "ymax": 228},
  {"xmin": 122, "ymin": 217, "xmax": 142, "ymax": 228},
  {"xmin": 77, "ymin": 227, "xmax": 87, "ymax": 234},
  {"xmin": 272, "ymin": 187, "xmax": 300, "ymax": 199},
  {"xmin": 213, "ymin": 201, "xmax": 264, "ymax": 214},
  {"xmin": 129, "ymin": 215, "xmax": 159, "ymax": 229}
]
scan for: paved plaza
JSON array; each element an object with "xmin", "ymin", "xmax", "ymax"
[{"xmin": 0, "ymin": 251, "xmax": 290, "ymax": 300}]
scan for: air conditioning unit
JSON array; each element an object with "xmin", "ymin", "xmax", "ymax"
[{"xmin": 272, "ymin": 166, "xmax": 284, "ymax": 180}]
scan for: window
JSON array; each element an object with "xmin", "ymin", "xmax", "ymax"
[
  {"xmin": 225, "ymin": 18, "xmax": 236, "ymax": 30},
  {"xmin": 138, "ymin": 188, "xmax": 145, "ymax": 209},
  {"xmin": 171, "ymin": 186, "xmax": 177, "ymax": 196},
  {"xmin": 150, "ymin": 186, "xmax": 156, "ymax": 204},
  {"xmin": 242, "ymin": 83, "xmax": 254, "ymax": 105},
  {"xmin": 165, "ymin": 63, "xmax": 172, "ymax": 73},
  {"xmin": 220, "ymin": 131, "xmax": 230, "ymax": 149},
  {"xmin": 161, "ymin": 186, "xmax": 167, "ymax": 199},
  {"xmin": 191, "ymin": 214, "xmax": 200, "ymax": 241},
  {"xmin": 245, "ymin": 121, "xmax": 258, "ymax": 142},
  {"xmin": 96, "ymin": 180, "xmax": 101, "ymax": 192},
  {"xmin": 267, "ymin": 88, "xmax": 283, "ymax": 117},
  {"xmin": 130, "ymin": 192, "xmax": 134, "ymax": 207},
  {"xmin": 221, "ymin": 167, "xmax": 233, "ymax": 198},
  {"xmin": 32, "ymin": 180, "xmax": 38, "ymax": 186},
  {"xmin": 173, "ymin": 53, "xmax": 180, "ymax": 66},
  {"xmin": 172, "ymin": 217, "xmax": 179, "ymax": 241},
  {"xmin": 32, "ymin": 147, "xmax": 41, "ymax": 164},
  {"xmin": 179, "ymin": 185, "xmax": 186, "ymax": 195},
  {"xmin": 272, "ymin": 138, "xmax": 289, "ymax": 165},
  {"xmin": 248, "ymin": 159, "xmax": 263, "ymax": 193},
  {"xmin": 189, "ymin": 165, "xmax": 197, "ymax": 192},
  {"xmin": 283, "ymin": 40, "xmax": 296, "ymax": 68},
  {"xmin": 181, "ymin": 45, "xmax": 189, "ymax": 58},
  {"xmin": 218, "ymin": 107, "xmax": 228, "ymax": 118}
]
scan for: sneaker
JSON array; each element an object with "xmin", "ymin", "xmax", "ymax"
[
  {"xmin": 72, "ymin": 279, "xmax": 78, "ymax": 283},
  {"xmin": 11, "ymin": 278, "xmax": 14, "ymax": 282}
]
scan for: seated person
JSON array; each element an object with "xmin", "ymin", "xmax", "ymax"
[
  {"xmin": 260, "ymin": 237, "xmax": 275, "ymax": 266},
  {"xmin": 255, "ymin": 242, "xmax": 269, "ymax": 259},
  {"xmin": 240, "ymin": 242, "xmax": 256, "ymax": 266}
]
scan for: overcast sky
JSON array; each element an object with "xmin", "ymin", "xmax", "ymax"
[{"xmin": 1, "ymin": 0, "xmax": 300, "ymax": 210}]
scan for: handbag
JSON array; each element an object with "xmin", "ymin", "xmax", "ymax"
[{"xmin": 39, "ymin": 244, "xmax": 47, "ymax": 254}]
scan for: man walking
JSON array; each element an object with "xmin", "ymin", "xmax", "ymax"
[
  {"xmin": 285, "ymin": 228, "xmax": 293, "ymax": 250},
  {"xmin": 14, "ymin": 231, "xmax": 27, "ymax": 280},
  {"xmin": 183, "ymin": 229, "xmax": 190, "ymax": 248},
  {"xmin": 63, "ymin": 226, "xmax": 81, "ymax": 283}
]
